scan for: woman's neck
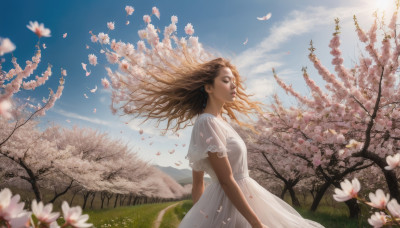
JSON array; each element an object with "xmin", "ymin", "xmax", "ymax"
[{"xmin": 202, "ymin": 99, "xmax": 224, "ymax": 119}]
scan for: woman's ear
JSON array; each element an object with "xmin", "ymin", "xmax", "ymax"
[{"xmin": 204, "ymin": 84, "xmax": 213, "ymax": 94}]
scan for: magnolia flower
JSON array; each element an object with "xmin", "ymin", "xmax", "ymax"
[
  {"xmin": 61, "ymin": 201, "xmax": 92, "ymax": 228},
  {"xmin": 152, "ymin": 6, "xmax": 160, "ymax": 19},
  {"xmin": 101, "ymin": 78, "xmax": 110, "ymax": 89},
  {"xmin": 32, "ymin": 200, "xmax": 60, "ymax": 224},
  {"xmin": 8, "ymin": 212, "xmax": 32, "ymax": 228},
  {"xmin": 88, "ymin": 54, "xmax": 97, "ymax": 66},
  {"xmin": 0, "ymin": 38, "xmax": 16, "ymax": 56},
  {"xmin": 368, "ymin": 189, "xmax": 390, "ymax": 209},
  {"xmin": 0, "ymin": 188, "xmax": 26, "ymax": 221},
  {"xmin": 0, "ymin": 99, "xmax": 12, "ymax": 119},
  {"xmin": 27, "ymin": 21, "xmax": 51, "ymax": 38},
  {"xmin": 184, "ymin": 23, "xmax": 194, "ymax": 35},
  {"xmin": 333, "ymin": 178, "xmax": 360, "ymax": 202},
  {"xmin": 384, "ymin": 153, "xmax": 400, "ymax": 170},
  {"xmin": 143, "ymin": 15, "xmax": 151, "ymax": 24},
  {"xmin": 125, "ymin": 6, "xmax": 134, "ymax": 15},
  {"xmin": 367, "ymin": 212, "xmax": 387, "ymax": 228},
  {"xmin": 107, "ymin": 22, "xmax": 115, "ymax": 30},
  {"xmin": 387, "ymin": 199, "xmax": 400, "ymax": 217}
]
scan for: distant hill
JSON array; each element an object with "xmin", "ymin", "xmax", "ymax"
[{"xmin": 154, "ymin": 165, "xmax": 211, "ymax": 185}]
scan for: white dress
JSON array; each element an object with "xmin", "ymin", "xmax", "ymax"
[{"xmin": 179, "ymin": 113, "xmax": 325, "ymax": 228}]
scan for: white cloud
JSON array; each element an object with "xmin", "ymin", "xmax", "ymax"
[
  {"xmin": 52, "ymin": 108, "xmax": 113, "ymax": 126},
  {"xmin": 245, "ymin": 77, "xmax": 276, "ymax": 100}
]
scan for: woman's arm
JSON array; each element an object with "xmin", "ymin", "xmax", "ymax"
[
  {"xmin": 192, "ymin": 170, "xmax": 204, "ymax": 204},
  {"xmin": 207, "ymin": 152, "xmax": 263, "ymax": 228}
]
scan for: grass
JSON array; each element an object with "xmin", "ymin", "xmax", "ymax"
[{"xmin": 84, "ymin": 201, "xmax": 177, "ymax": 228}]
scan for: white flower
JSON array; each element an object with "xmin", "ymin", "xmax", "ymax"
[
  {"xmin": 61, "ymin": 201, "xmax": 92, "ymax": 228},
  {"xmin": 32, "ymin": 200, "xmax": 60, "ymax": 224},
  {"xmin": 384, "ymin": 153, "xmax": 400, "ymax": 170},
  {"xmin": 107, "ymin": 22, "xmax": 115, "ymax": 30},
  {"xmin": 0, "ymin": 38, "xmax": 16, "ymax": 56},
  {"xmin": 27, "ymin": 21, "xmax": 51, "ymax": 38},
  {"xmin": 171, "ymin": 15, "xmax": 178, "ymax": 24},
  {"xmin": 368, "ymin": 189, "xmax": 390, "ymax": 209},
  {"xmin": 387, "ymin": 199, "xmax": 400, "ymax": 218},
  {"xmin": 368, "ymin": 212, "xmax": 387, "ymax": 228},
  {"xmin": 88, "ymin": 54, "xmax": 97, "ymax": 66},
  {"xmin": 333, "ymin": 178, "xmax": 360, "ymax": 202},
  {"xmin": 98, "ymin": 33, "xmax": 110, "ymax": 45}
]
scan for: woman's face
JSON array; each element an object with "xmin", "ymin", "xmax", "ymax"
[{"xmin": 205, "ymin": 67, "xmax": 237, "ymax": 104}]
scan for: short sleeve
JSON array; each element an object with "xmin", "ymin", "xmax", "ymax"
[{"xmin": 185, "ymin": 115, "xmax": 228, "ymax": 171}]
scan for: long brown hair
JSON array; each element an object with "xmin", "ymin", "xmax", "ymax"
[{"xmin": 118, "ymin": 50, "xmax": 263, "ymax": 132}]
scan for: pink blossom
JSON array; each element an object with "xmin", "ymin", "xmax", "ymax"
[
  {"xmin": 88, "ymin": 54, "xmax": 98, "ymax": 66},
  {"xmin": 0, "ymin": 99, "xmax": 12, "ymax": 118},
  {"xmin": 0, "ymin": 38, "xmax": 16, "ymax": 56},
  {"xmin": 61, "ymin": 201, "xmax": 92, "ymax": 228},
  {"xmin": 31, "ymin": 200, "xmax": 60, "ymax": 224},
  {"xmin": 384, "ymin": 153, "xmax": 400, "ymax": 170},
  {"xmin": 63, "ymin": 33, "xmax": 67, "ymax": 38},
  {"xmin": 93, "ymin": 108, "xmax": 96, "ymax": 113},
  {"xmin": 257, "ymin": 12, "xmax": 272, "ymax": 21},
  {"xmin": 107, "ymin": 22, "xmax": 115, "ymax": 30},
  {"xmin": 368, "ymin": 189, "xmax": 390, "ymax": 209},
  {"xmin": 0, "ymin": 188, "xmax": 27, "ymax": 222},
  {"xmin": 43, "ymin": 43, "xmax": 47, "ymax": 49},
  {"xmin": 184, "ymin": 23, "xmax": 194, "ymax": 35},
  {"xmin": 152, "ymin": 7, "xmax": 160, "ymax": 19},
  {"xmin": 171, "ymin": 15, "xmax": 178, "ymax": 24},
  {"xmin": 101, "ymin": 78, "xmax": 110, "ymax": 88},
  {"xmin": 125, "ymin": 6, "xmax": 134, "ymax": 15},
  {"xmin": 98, "ymin": 33, "xmax": 110, "ymax": 44},
  {"xmin": 91, "ymin": 35, "xmax": 98, "ymax": 43},
  {"xmin": 90, "ymin": 85, "xmax": 97, "ymax": 93},
  {"xmin": 333, "ymin": 178, "xmax": 360, "ymax": 202},
  {"xmin": 61, "ymin": 69, "xmax": 67, "ymax": 76},
  {"xmin": 126, "ymin": 20, "xmax": 130, "ymax": 25},
  {"xmin": 387, "ymin": 199, "xmax": 400, "ymax": 218},
  {"xmin": 106, "ymin": 52, "xmax": 118, "ymax": 64},
  {"xmin": 143, "ymin": 15, "xmax": 151, "ymax": 24},
  {"xmin": 139, "ymin": 128, "xmax": 144, "ymax": 134},
  {"xmin": 27, "ymin": 21, "xmax": 51, "ymax": 38},
  {"xmin": 81, "ymin": 63, "xmax": 87, "ymax": 71},
  {"xmin": 368, "ymin": 212, "xmax": 386, "ymax": 228}
]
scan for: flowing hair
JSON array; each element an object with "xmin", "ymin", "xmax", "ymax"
[{"xmin": 113, "ymin": 45, "xmax": 263, "ymax": 132}]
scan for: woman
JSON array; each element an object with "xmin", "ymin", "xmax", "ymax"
[
  {"xmin": 111, "ymin": 49, "xmax": 324, "ymax": 226},
  {"xmin": 175, "ymin": 58, "xmax": 324, "ymax": 228}
]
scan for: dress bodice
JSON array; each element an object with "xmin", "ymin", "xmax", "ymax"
[{"xmin": 186, "ymin": 113, "xmax": 249, "ymax": 181}]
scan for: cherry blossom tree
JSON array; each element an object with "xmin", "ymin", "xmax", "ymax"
[{"xmin": 266, "ymin": 3, "xmax": 400, "ymax": 214}]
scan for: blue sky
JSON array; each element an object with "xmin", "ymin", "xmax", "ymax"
[{"xmin": 0, "ymin": 0, "xmax": 395, "ymax": 170}]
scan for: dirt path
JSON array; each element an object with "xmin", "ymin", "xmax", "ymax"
[{"xmin": 153, "ymin": 202, "xmax": 180, "ymax": 228}]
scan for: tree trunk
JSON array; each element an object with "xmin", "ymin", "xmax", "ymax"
[
  {"xmin": 90, "ymin": 192, "xmax": 96, "ymax": 209},
  {"xmin": 18, "ymin": 159, "xmax": 42, "ymax": 202},
  {"xmin": 357, "ymin": 151, "xmax": 400, "ymax": 202},
  {"xmin": 100, "ymin": 192, "xmax": 106, "ymax": 209},
  {"xmin": 310, "ymin": 181, "xmax": 331, "ymax": 211},
  {"xmin": 106, "ymin": 193, "xmax": 113, "ymax": 207},
  {"xmin": 287, "ymin": 185, "xmax": 301, "ymax": 207},
  {"xmin": 82, "ymin": 191, "xmax": 91, "ymax": 210},
  {"xmin": 70, "ymin": 190, "xmax": 79, "ymax": 206},
  {"xmin": 280, "ymin": 185, "xmax": 288, "ymax": 199},
  {"xmin": 114, "ymin": 194, "xmax": 119, "ymax": 208}
]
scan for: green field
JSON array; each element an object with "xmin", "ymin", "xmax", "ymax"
[{"xmin": 79, "ymin": 199, "xmax": 369, "ymax": 228}]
